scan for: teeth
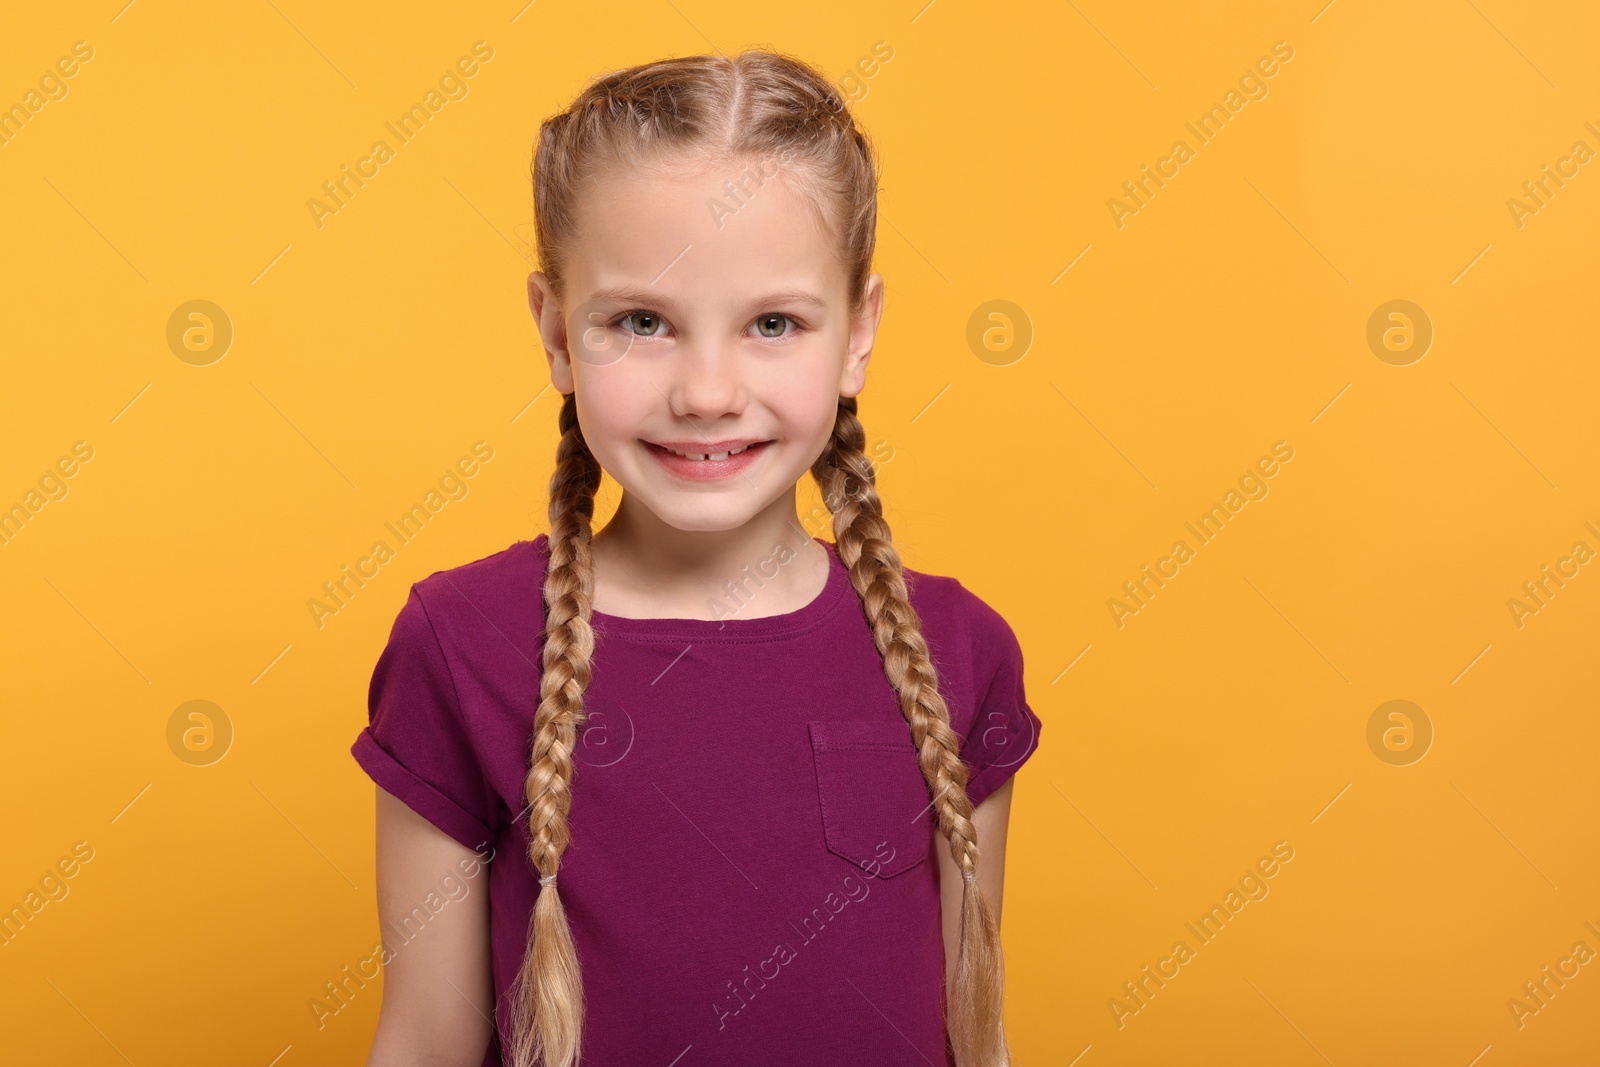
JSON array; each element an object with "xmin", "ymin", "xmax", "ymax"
[{"xmin": 665, "ymin": 443, "xmax": 752, "ymax": 461}]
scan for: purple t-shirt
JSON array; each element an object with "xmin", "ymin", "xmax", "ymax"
[{"xmin": 351, "ymin": 532, "xmax": 1042, "ymax": 1066}]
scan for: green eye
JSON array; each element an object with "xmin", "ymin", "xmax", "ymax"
[
  {"xmin": 620, "ymin": 311, "xmax": 663, "ymax": 336},
  {"xmin": 754, "ymin": 314, "xmax": 792, "ymax": 338}
]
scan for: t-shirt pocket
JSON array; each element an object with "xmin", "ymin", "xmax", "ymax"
[{"xmin": 807, "ymin": 719, "xmax": 932, "ymax": 879}]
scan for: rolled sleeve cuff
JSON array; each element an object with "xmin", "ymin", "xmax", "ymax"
[
  {"xmin": 352, "ymin": 728, "xmax": 496, "ymax": 854},
  {"xmin": 963, "ymin": 702, "xmax": 1042, "ymax": 811}
]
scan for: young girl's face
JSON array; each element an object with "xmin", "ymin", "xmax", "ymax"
[{"xmin": 529, "ymin": 154, "xmax": 883, "ymax": 534}]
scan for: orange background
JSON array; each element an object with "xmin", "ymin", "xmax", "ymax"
[{"xmin": 2, "ymin": 1, "xmax": 1598, "ymax": 1064}]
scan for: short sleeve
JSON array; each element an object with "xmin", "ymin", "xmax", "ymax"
[
  {"xmin": 351, "ymin": 585, "xmax": 497, "ymax": 853},
  {"xmin": 957, "ymin": 594, "xmax": 1043, "ymax": 811}
]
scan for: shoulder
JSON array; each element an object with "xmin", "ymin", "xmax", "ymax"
[
  {"xmin": 899, "ymin": 557, "xmax": 1028, "ymax": 712},
  {"xmin": 901, "ymin": 558, "xmax": 1024, "ymax": 662},
  {"xmin": 370, "ymin": 537, "xmax": 550, "ymax": 681},
  {"xmin": 901, "ymin": 556, "xmax": 1041, "ymax": 806},
  {"xmin": 406, "ymin": 536, "xmax": 546, "ymax": 629}
]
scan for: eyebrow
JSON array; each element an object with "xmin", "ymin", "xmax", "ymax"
[{"xmin": 584, "ymin": 286, "xmax": 829, "ymax": 313}]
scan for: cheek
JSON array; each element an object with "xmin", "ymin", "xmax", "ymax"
[
  {"xmin": 766, "ymin": 373, "xmax": 841, "ymax": 447},
  {"xmin": 759, "ymin": 347, "xmax": 845, "ymax": 422},
  {"xmin": 573, "ymin": 376, "xmax": 649, "ymax": 456}
]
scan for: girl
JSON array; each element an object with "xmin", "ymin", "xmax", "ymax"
[{"xmin": 352, "ymin": 48, "xmax": 1042, "ymax": 1067}]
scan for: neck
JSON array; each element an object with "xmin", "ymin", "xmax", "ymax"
[{"xmin": 586, "ymin": 489, "xmax": 830, "ymax": 621}]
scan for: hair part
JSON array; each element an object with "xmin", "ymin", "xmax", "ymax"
[
  {"xmin": 514, "ymin": 48, "xmax": 1010, "ymax": 1067},
  {"xmin": 532, "ymin": 50, "xmax": 878, "ymax": 319}
]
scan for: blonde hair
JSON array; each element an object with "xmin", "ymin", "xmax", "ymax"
[{"xmin": 514, "ymin": 48, "xmax": 1009, "ymax": 1067}]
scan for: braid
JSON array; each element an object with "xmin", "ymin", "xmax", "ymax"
[
  {"xmin": 507, "ymin": 391, "xmax": 600, "ymax": 1067},
  {"xmin": 525, "ymin": 46, "xmax": 1011, "ymax": 1067},
  {"xmin": 812, "ymin": 396, "xmax": 1011, "ymax": 1067}
]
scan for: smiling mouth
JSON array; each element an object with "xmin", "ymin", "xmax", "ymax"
[{"xmin": 645, "ymin": 441, "xmax": 770, "ymax": 462}]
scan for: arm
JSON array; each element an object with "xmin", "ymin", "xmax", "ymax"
[
  {"xmin": 366, "ymin": 785, "xmax": 496, "ymax": 1067},
  {"xmin": 936, "ymin": 776, "xmax": 1016, "ymax": 1002}
]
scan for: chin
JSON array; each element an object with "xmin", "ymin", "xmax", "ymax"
[
  {"xmin": 652, "ymin": 506, "xmax": 759, "ymax": 534},
  {"xmin": 624, "ymin": 486, "xmax": 761, "ymax": 528}
]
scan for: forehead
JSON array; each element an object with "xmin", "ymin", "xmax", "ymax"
[{"xmin": 565, "ymin": 155, "xmax": 846, "ymax": 308}]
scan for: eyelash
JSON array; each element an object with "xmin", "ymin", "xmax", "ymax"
[{"xmin": 610, "ymin": 310, "xmax": 806, "ymax": 342}]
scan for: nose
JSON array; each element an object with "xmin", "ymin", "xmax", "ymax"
[{"xmin": 664, "ymin": 335, "xmax": 746, "ymax": 421}]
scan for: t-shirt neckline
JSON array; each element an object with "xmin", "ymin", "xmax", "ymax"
[{"xmin": 530, "ymin": 532, "xmax": 850, "ymax": 641}]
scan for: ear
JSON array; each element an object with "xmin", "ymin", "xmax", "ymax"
[
  {"xmin": 839, "ymin": 272, "xmax": 885, "ymax": 399},
  {"xmin": 528, "ymin": 270, "xmax": 575, "ymax": 394}
]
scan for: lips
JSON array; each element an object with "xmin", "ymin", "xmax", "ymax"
[
  {"xmin": 656, "ymin": 443, "xmax": 756, "ymax": 461},
  {"xmin": 646, "ymin": 439, "xmax": 769, "ymax": 459},
  {"xmin": 643, "ymin": 439, "xmax": 771, "ymax": 481}
]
